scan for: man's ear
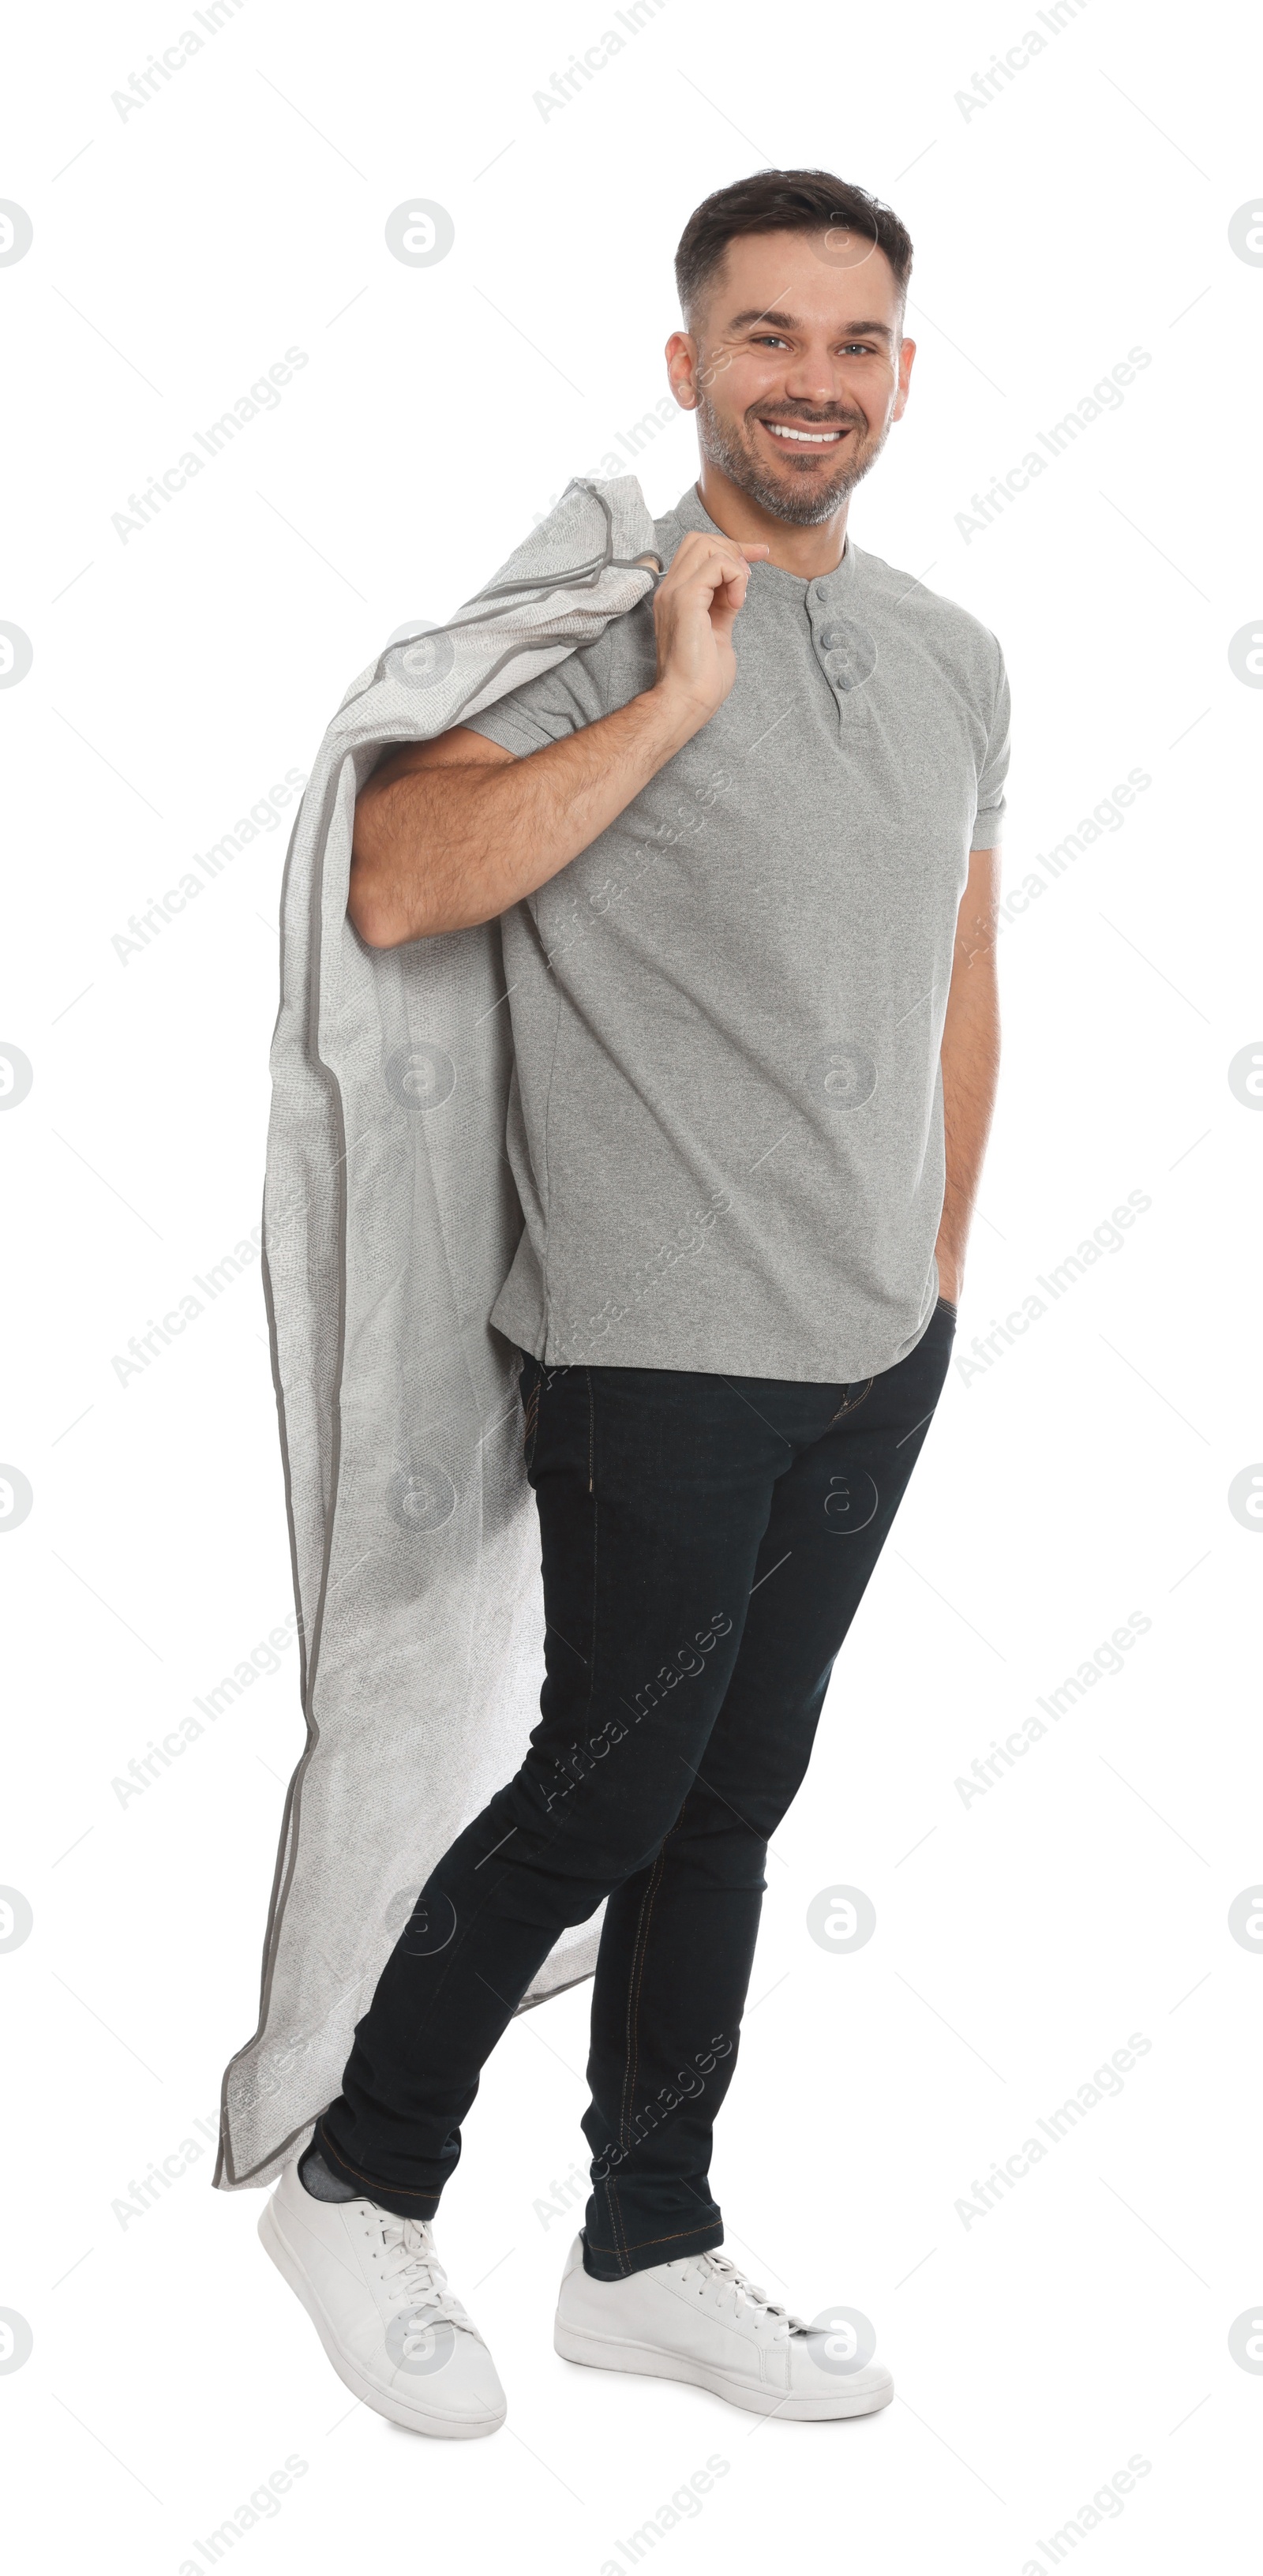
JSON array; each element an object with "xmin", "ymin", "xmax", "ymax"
[{"xmin": 665, "ymin": 329, "xmax": 700, "ymax": 411}]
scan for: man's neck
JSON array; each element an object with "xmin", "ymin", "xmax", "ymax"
[{"xmin": 693, "ymin": 459, "xmax": 850, "ymax": 579}]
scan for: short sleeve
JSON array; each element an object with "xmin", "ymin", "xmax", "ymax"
[
  {"xmin": 971, "ymin": 642, "xmax": 1010, "ymax": 849},
  {"xmin": 462, "ymin": 625, "xmax": 617, "ymax": 757}
]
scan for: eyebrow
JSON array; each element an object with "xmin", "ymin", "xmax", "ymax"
[{"xmin": 727, "ymin": 308, "xmax": 896, "ymax": 343}]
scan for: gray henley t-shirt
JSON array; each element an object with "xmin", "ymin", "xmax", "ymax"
[{"xmin": 464, "ymin": 480, "xmax": 1010, "ymax": 1382}]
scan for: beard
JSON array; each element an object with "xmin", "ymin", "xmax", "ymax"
[{"xmin": 695, "ymin": 388, "xmax": 889, "ymax": 526}]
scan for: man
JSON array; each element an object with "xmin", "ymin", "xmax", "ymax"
[{"xmin": 257, "ymin": 168, "xmax": 1009, "ymax": 2438}]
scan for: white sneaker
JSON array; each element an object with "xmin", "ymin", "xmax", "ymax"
[
  {"xmin": 258, "ymin": 2158, "xmax": 505, "ymax": 2437},
  {"xmin": 554, "ymin": 2236, "xmax": 894, "ymax": 2421}
]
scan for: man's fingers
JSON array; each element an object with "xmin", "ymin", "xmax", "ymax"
[
  {"xmin": 665, "ymin": 533, "xmax": 770, "ymax": 583},
  {"xmin": 666, "ymin": 541, "xmax": 768, "ymax": 611}
]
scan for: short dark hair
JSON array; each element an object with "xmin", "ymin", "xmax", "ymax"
[{"xmin": 674, "ymin": 169, "xmax": 913, "ymax": 328}]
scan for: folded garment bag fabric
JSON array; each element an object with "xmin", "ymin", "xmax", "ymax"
[{"xmin": 215, "ymin": 479, "xmax": 661, "ymax": 2193}]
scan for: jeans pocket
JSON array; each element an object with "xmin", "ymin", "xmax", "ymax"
[
  {"xmin": 827, "ymin": 1377, "xmax": 874, "ymax": 1424},
  {"xmin": 935, "ymin": 1295, "xmax": 958, "ymax": 1325}
]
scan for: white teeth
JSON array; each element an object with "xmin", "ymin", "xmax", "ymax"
[{"xmin": 765, "ymin": 422, "xmax": 842, "ymax": 443}]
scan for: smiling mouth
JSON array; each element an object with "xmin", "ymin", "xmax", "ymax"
[{"xmin": 759, "ymin": 419, "xmax": 851, "ymax": 447}]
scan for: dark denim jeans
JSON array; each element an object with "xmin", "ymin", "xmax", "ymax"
[{"xmin": 318, "ymin": 1301, "xmax": 958, "ymax": 2278}]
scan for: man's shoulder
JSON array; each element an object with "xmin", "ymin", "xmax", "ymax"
[{"xmin": 853, "ymin": 542, "xmax": 1004, "ymax": 675}]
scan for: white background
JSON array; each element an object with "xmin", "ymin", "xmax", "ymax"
[{"xmin": 2, "ymin": 0, "xmax": 1261, "ymax": 2568}]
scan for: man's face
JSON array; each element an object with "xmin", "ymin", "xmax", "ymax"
[{"xmin": 670, "ymin": 228, "xmax": 914, "ymax": 525}]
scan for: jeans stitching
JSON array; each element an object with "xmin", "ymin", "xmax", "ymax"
[
  {"xmin": 606, "ymin": 1839, "xmax": 673, "ymax": 2272},
  {"xmin": 583, "ymin": 1367, "xmax": 598, "ymax": 1734},
  {"xmin": 316, "ymin": 2121, "xmax": 440, "ymax": 2207},
  {"xmin": 603, "ymin": 2179, "xmax": 628, "ymax": 2272},
  {"xmin": 617, "ymin": 1862, "xmax": 657, "ymax": 2137},
  {"xmin": 622, "ymin": 1849, "xmax": 668, "ymax": 2135},
  {"xmin": 579, "ymin": 1360, "xmax": 641, "ymax": 2269},
  {"xmin": 593, "ymin": 2218, "xmax": 725, "ymax": 2261},
  {"xmin": 612, "ymin": 1789, "xmax": 701, "ymax": 2272}
]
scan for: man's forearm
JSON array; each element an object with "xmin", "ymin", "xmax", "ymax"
[
  {"xmin": 349, "ymin": 685, "xmax": 699, "ymax": 947},
  {"xmin": 935, "ymin": 949, "xmax": 1000, "ymax": 1303}
]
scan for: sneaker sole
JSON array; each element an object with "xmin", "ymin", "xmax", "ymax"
[
  {"xmin": 553, "ymin": 2319, "xmax": 894, "ymax": 2420},
  {"xmin": 259, "ymin": 2195, "xmax": 505, "ymax": 2439}
]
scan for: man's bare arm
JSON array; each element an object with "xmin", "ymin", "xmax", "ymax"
[
  {"xmin": 934, "ymin": 845, "xmax": 1001, "ymax": 1307},
  {"xmin": 347, "ymin": 529, "xmax": 769, "ymax": 947},
  {"xmin": 349, "ymin": 696, "xmax": 693, "ymax": 947}
]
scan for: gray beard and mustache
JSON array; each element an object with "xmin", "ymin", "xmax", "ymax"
[{"xmin": 695, "ymin": 388, "xmax": 890, "ymax": 526}]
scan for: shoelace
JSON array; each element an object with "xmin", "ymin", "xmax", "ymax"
[
  {"xmin": 373, "ymin": 2214, "xmax": 483, "ymax": 2351},
  {"xmin": 676, "ymin": 2250, "xmax": 807, "ymax": 2336}
]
